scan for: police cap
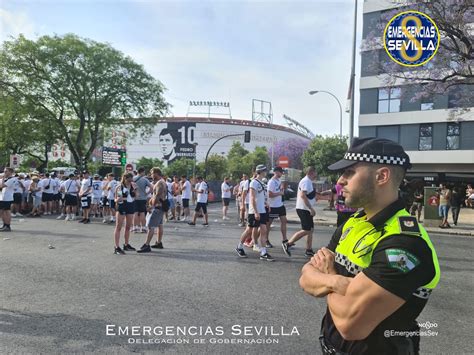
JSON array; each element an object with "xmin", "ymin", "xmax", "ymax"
[{"xmin": 328, "ymin": 137, "xmax": 412, "ymax": 171}]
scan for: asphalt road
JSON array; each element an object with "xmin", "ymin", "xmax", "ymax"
[{"xmin": 0, "ymin": 204, "xmax": 473, "ymax": 354}]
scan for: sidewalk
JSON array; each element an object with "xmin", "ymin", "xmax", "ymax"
[{"xmin": 286, "ymin": 200, "xmax": 474, "ymax": 237}]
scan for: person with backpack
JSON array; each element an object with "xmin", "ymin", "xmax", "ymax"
[
  {"xmin": 137, "ymin": 168, "xmax": 168, "ymax": 253},
  {"xmin": 235, "ymin": 165, "xmax": 274, "ymax": 261},
  {"xmin": 60, "ymin": 174, "xmax": 80, "ymax": 221},
  {"xmin": 113, "ymin": 172, "xmax": 137, "ymax": 255},
  {"xmin": 78, "ymin": 171, "xmax": 93, "ymax": 224}
]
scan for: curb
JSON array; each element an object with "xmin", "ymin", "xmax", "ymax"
[{"xmin": 286, "ymin": 217, "xmax": 474, "ymax": 236}]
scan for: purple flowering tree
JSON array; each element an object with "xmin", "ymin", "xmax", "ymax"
[
  {"xmin": 363, "ymin": 0, "xmax": 473, "ymax": 107},
  {"xmin": 268, "ymin": 138, "xmax": 310, "ymax": 169}
]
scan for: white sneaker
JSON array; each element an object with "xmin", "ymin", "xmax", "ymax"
[
  {"xmin": 64, "ymin": 215, "xmax": 70, "ymax": 221},
  {"xmin": 16, "ymin": 212, "xmax": 23, "ymax": 217},
  {"xmin": 102, "ymin": 219, "xmax": 107, "ymax": 223},
  {"xmin": 11, "ymin": 213, "xmax": 17, "ymax": 218},
  {"xmin": 253, "ymin": 244, "xmax": 261, "ymax": 252},
  {"xmin": 70, "ymin": 215, "xmax": 76, "ymax": 221},
  {"xmin": 57, "ymin": 214, "xmax": 65, "ymax": 220}
]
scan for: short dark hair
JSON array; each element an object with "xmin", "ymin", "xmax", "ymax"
[
  {"xmin": 158, "ymin": 128, "xmax": 178, "ymax": 142},
  {"xmin": 181, "ymin": 175, "xmax": 187, "ymax": 179},
  {"xmin": 151, "ymin": 167, "xmax": 162, "ymax": 176},
  {"xmin": 138, "ymin": 167, "xmax": 145, "ymax": 174}
]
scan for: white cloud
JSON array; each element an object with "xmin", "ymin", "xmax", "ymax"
[{"xmin": 0, "ymin": 8, "xmax": 35, "ymax": 42}]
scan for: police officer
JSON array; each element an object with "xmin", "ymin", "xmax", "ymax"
[{"xmin": 299, "ymin": 137, "xmax": 440, "ymax": 355}]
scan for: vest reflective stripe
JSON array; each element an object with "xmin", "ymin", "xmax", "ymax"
[
  {"xmin": 335, "ymin": 208, "xmax": 440, "ymax": 298},
  {"xmin": 335, "ymin": 252, "xmax": 363, "ymax": 275}
]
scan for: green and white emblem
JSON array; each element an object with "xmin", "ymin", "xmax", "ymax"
[{"xmin": 385, "ymin": 248, "xmax": 420, "ymax": 273}]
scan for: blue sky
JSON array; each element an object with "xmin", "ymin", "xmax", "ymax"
[{"xmin": 0, "ymin": 0, "xmax": 362, "ymax": 136}]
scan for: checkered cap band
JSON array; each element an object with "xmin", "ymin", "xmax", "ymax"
[
  {"xmin": 413, "ymin": 287, "xmax": 432, "ymax": 300},
  {"xmin": 335, "ymin": 252, "xmax": 363, "ymax": 276},
  {"xmin": 344, "ymin": 152, "xmax": 407, "ymax": 166}
]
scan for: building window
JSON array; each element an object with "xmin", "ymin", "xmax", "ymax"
[
  {"xmin": 447, "ymin": 123, "xmax": 460, "ymax": 150},
  {"xmin": 378, "ymin": 87, "xmax": 401, "ymax": 113},
  {"xmin": 419, "ymin": 124, "xmax": 433, "ymax": 150},
  {"xmin": 421, "ymin": 102, "xmax": 434, "ymax": 111}
]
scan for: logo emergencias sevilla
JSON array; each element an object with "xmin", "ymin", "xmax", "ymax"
[{"xmin": 383, "ymin": 10, "xmax": 440, "ymax": 67}]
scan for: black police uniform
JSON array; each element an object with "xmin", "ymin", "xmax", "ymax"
[
  {"xmin": 318, "ymin": 137, "xmax": 439, "ymax": 355},
  {"xmin": 321, "ymin": 199, "xmax": 436, "ymax": 354}
]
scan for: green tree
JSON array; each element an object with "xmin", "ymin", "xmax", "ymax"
[
  {"xmin": 226, "ymin": 145, "xmax": 268, "ymax": 180},
  {"xmin": 204, "ymin": 154, "xmax": 228, "ymax": 180},
  {"xmin": 0, "ymin": 34, "xmax": 169, "ymax": 170},
  {"xmin": 227, "ymin": 141, "xmax": 249, "ymax": 161},
  {"xmin": 0, "ymin": 93, "xmax": 58, "ymax": 171},
  {"xmin": 135, "ymin": 156, "xmax": 163, "ymax": 173},
  {"xmin": 302, "ymin": 135, "xmax": 348, "ymax": 181},
  {"xmin": 247, "ymin": 146, "xmax": 270, "ymax": 170},
  {"xmin": 164, "ymin": 158, "xmax": 195, "ymax": 178}
]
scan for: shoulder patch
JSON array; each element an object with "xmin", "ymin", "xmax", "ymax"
[
  {"xmin": 397, "ymin": 216, "xmax": 421, "ymax": 235},
  {"xmin": 385, "ymin": 248, "xmax": 420, "ymax": 273}
]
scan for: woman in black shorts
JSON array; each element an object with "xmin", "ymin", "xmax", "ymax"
[{"xmin": 113, "ymin": 173, "xmax": 137, "ymax": 255}]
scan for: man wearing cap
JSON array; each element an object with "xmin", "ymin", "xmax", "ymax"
[
  {"xmin": 299, "ymin": 137, "xmax": 440, "ymax": 355},
  {"xmin": 235, "ymin": 165, "xmax": 274, "ymax": 261},
  {"xmin": 266, "ymin": 166, "xmax": 288, "ymax": 247}
]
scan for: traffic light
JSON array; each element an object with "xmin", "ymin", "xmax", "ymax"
[
  {"xmin": 120, "ymin": 151, "xmax": 127, "ymax": 165},
  {"xmin": 244, "ymin": 130, "xmax": 251, "ymax": 143}
]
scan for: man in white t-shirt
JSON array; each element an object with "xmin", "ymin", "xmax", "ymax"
[
  {"xmin": 79, "ymin": 171, "xmax": 93, "ymax": 224},
  {"xmin": 236, "ymin": 165, "xmax": 274, "ymax": 261},
  {"xmin": 90, "ymin": 174, "xmax": 103, "ymax": 219},
  {"xmin": 51, "ymin": 174, "xmax": 61, "ymax": 215},
  {"xmin": 266, "ymin": 166, "xmax": 288, "ymax": 247},
  {"xmin": 41, "ymin": 172, "xmax": 55, "ymax": 215},
  {"xmin": 188, "ymin": 176, "xmax": 209, "ymax": 226},
  {"xmin": 60, "ymin": 174, "xmax": 80, "ymax": 221},
  {"xmin": 283, "ymin": 166, "xmax": 318, "ymax": 258},
  {"xmin": 238, "ymin": 174, "xmax": 249, "ymax": 227},
  {"xmin": 0, "ymin": 167, "xmax": 16, "ymax": 232},
  {"xmin": 221, "ymin": 177, "xmax": 232, "ymax": 220},
  {"xmin": 180, "ymin": 175, "xmax": 192, "ymax": 221}
]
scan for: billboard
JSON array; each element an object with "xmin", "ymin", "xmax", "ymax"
[
  {"xmin": 158, "ymin": 122, "xmax": 197, "ymax": 167},
  {"xmin": 102, "ymin": 147, "xmax": 124, "ymax": 166},
  {"xmin": 119, "ymin": 119, "xmax": 309, "ymax": 167}
]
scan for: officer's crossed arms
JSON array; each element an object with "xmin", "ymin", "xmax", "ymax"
[{"xmin": 300, "ymin": 247, "xmax": 405, "ymax": 340}]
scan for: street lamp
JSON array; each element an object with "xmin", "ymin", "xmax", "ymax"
[
  {"xmin": 309, "ymin": 90, "xmax": 343, "ymax": 138},
  {"xmin": 193, "ymin": 143, "xmax": 198, "ymax": 179}
]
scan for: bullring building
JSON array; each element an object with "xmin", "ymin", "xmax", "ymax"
[{"xmin": 358, "ymin": 0, "xmax": 474, "ymax": 184}]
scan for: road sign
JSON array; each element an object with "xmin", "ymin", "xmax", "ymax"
[
  {"xmin": 277, "ymin": 156, "xmax": 290, "ymax": 169},
  {"xmin": 102, "ymin": 147, "xmax": 124, "ymax": 166},
  {"xmin": 10, "ymin": 154, "xmax": 20, "ymax": 168},
  {"xmin": 125, "ymin": 163, "xmax": 134, "ymax": 172}
]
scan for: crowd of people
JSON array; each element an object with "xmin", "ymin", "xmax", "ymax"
[
  {"xmin": 0, "ymin": 163, "xmax": 324, "ymax": 260},
  {"xmin": 1, "ymin": 163, "xmax": 472, "ymax": 255},
  {"xmin": 406, "ymin": 182, "xmax": 473, "ymax": 228}
]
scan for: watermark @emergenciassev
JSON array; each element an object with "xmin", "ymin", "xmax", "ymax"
[
  {"xmin": 384, "ymin": 321, "xmax": 439, "ymax": 338},
  {"xmin": 106, "ymin": 324, "xmax": 301, "ymax": 345}
]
